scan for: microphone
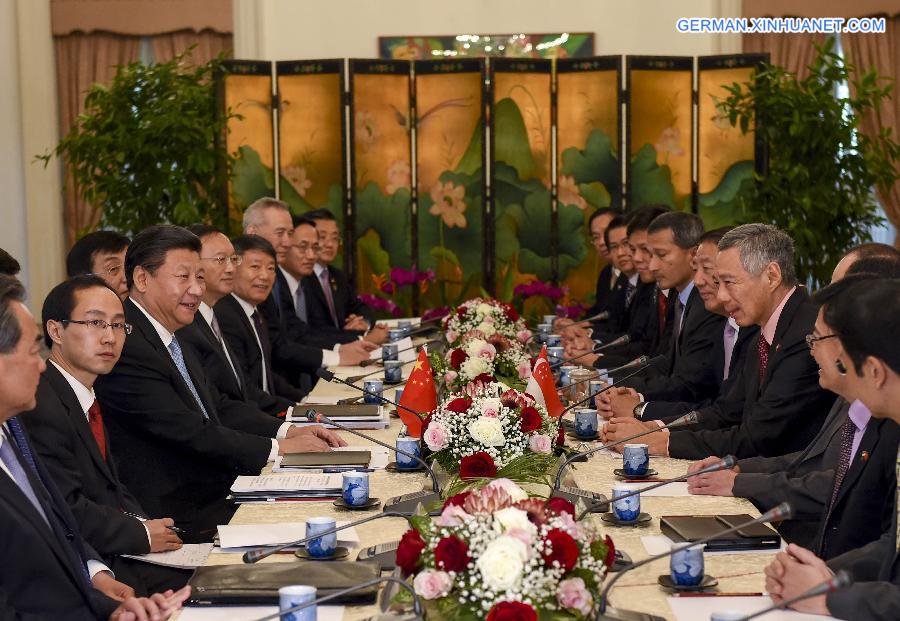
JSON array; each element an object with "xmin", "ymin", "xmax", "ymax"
[
  {"xmin": 551, "ymin": 408, "xmax": 697, "ymax": 509},
  {"xmin": 251, "ymin": 576, "xmax": 424, "ymax": 621},
  {"xmin": 595, "ymin": 503, "xmax": 794, "ymax": 620},
  {"xmin": 576, "ymin": 455, "xmax": 736, "ymax": 519},
  {"xmin": 558, "ymin": 355, "xmax": 667, "ymax": 417},
  {"xmin": 733, "ymin": 570, "xmax": 852, "ymax": 621},
  {"xmin": 242, "ymin": 511, "xmax": 412, "ymax": 564},
  {"xmin": 357, "ymin": 338, "xmax": 443, "ymax": 369},
  {"xmin": 337, "ymin": 376, "xmax": 410, "ymax": 405},
  {"xmin": 549, "ymin": 334, "xmax": 631, "ymax": 369},
  {"xmin": 317, "ymin": 368, "xmax": 421, "ymax": 422}
]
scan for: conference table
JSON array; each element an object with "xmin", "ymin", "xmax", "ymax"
[{"xmin": 183, "ymin": 360, "xmax": 789, "ymax": 621}]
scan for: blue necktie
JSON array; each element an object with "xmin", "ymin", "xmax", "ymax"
[
  {"xmin": 0, "ymin": 423, "xmax": 49, "ymax": 527},
  {"xmin": 168, "ymin": 337, "xmax": 210, "ymax": 419}
]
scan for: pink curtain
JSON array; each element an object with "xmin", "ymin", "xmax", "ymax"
[
  {"xmin": 150, "ymin": 28, "xmax": 232, "ymax": 64},
  {"xmin": 843, "ymin": 16, "xmax": 900, "ymax": 246},
  {"xmin": 743, "ymin": 32, "xmax": 828, "ymax": 81}
]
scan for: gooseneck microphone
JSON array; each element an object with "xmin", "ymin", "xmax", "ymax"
[
  {"xmin": 242, "ymin": 511, "xmax": 412, "ymax": 564},
  {"xmin": 558, "ymin": 355, "xmax": 667, "ymax": 417},
  {"xmin": 305, "ymin": 409, "xmax": 440, "ymax": 496},
  {"xmin": 251, "ymin": 576, "xmax": 424, "ymax": 621},
  {"xmin": 317, "ymin": 368, "xmax": 422, "ymax": 422},
  {"xmin": 734, "ymin": 570, "xmax": 852, "ymax": 620},
  {"xmin": 356, "ymin": 338, "xmax": 443, "ymax": 370},
  {"xmin": 575, "ymin": 455, "xmax": 736, "ymax": 519},
  {"xmin": 594, "ymin": 503, "xmax": 794, "ymax": 621},
  {"xmin": 550, "ymin": 334, "xmax": 631, "ymax": 369}
]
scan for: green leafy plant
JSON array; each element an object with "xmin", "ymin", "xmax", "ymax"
[
  {"xmin": 721, "ymin": 39, "xmax": 899, "ymax": 286},
  {"xmin": 40, "ymin": 50, "xmax": 234, "ymax": 235}
]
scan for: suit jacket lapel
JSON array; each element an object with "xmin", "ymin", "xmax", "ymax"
[
  {"xmin": 194, "ymin": 312, "xmax": 247, "ymax": 397},
  {"xmin": 760, "ymin": 288, "xmax": 806, "ymax": 389},
  {"xmin": 834, "ymin": 418, "xmax": 882, "ymax": 508}
]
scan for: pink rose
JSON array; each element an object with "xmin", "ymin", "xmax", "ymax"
[
  {"xmin": 477, "ymin": 343, "xmax": 497, "ymax": 361},
  {"xmin": 516, "ymin": 329, "xmax": 532, "ymax": 344},
  {"xmin": 482, "ymin": 406, "xmax": 498, "ymax": 418},
  {"xmin": 517, "ymin": 360, "xmax": 532, "ymax": 379},
  {"xmin": 483, "ymin": 315, "xmax": 495, "ymax": 324},
  {"xmin": 506, "ymin": 527, "xmax": 535, "ymax": 550},
  {"xmin": 446, "ymin": 329, "xmax": 459, "ymax": 343},
  {"xmin": 434, "ymin": 504, "xmax": 471, "ymax": 527},
  {"xmin": 413, "ymin": 570, "xmax": 453, "ymax": 600},
  {"xmin": 424, "ymin": 422, "xmax": 449, "ymax": 451},
  {"xmin": 554, "ymin": 510, "xmax": 578, "ymax": 536},
  {"xmin": 529, "ymin": 434, "xmax": 552, "ymax": 454},
  {"xmin": 557, "ymin": 577, "xmax": 593, "ymax": 616},
  {"xmin": 444, "ymin": 370, "xmax": 458, "ymax": 384}
]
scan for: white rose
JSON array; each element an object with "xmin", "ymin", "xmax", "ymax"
[
  {"xmin": 475, "ymin": 303, "xmax": 493, "ymax": 317},
  {"xmin": 492, "ymin": 507, "xmax": 534, "ymax": 534},
  {"xmin": 468, "ymin": 416, "xmax": 505, "ymax": 446},
  {"xmin": 460, "ymin": 356, "xmax": 490, "ymax": 378},
  {"xmin": 477, "ymin": 536, "xmax": 528, "ymax": 591},
  {"xmin": 476, "ymin": 322, "xmax": 496, "ymax": 337},
  {"xmin": 465, "ymin": 338, "xmax": 488, "ymax": 356}
]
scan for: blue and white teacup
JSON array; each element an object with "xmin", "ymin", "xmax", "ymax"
[
  {"xmin": 589, "ymin": 380, "xmax": 604, "ymax": 397},
  {"xmin": 537, "ymin": 323, "xmax": 552, "ymax": 343},
  {"xmin": 546, "ymin": 333, "xmax": 562, "ymax": 348},
  {"xmin": 278, "ymin": 585, "xmax": 316, "ymax": 621},
  {"xmin": 623, "ymin": 443, "xmax": 650, "ymax": 476},
  {"xmin": 543, "ymin": 314, "xmax": 558, "ymax": 326},
  {"xmin": 611, "ymin": 484, "xmax": 640, "ymax": 522},
  {"xmin": 670, "ymin": 543, "xmax": 705, "ymax": 586},
  {"xmin": 395, "ymin": 436, "xmax": 421, "ymax": 470},
  {"xmin": 342, "ymin": 470, "xmax": 370, "ymax": 507},
  {"xmin": 384, "ymin": 360, "xmax": 403, "ymax": 384},
  {"xmin": 388, "ymin": 328, "xmax": 405, "ymax": 342},
  {"xmin": 305, "ymin": 517, "xmax": 337, "ymax": 558},
  {"xmin": 559, "ymin": 365, "xmax": 577, "ymax": 386},
  {"xmin": 547, "ymin": 346, "xmax": 564, "ymax": 367},
  {"xmin": 382, "ymin": 342, "xmax": 398, "ymax": 362},
  {"xmin": 363, "ymin": 379, "xmax": 384, "ymax": 405},
  {"xmin": 397, "ymin": 319, "xmax": 412, "ymax": 336},
  {"xmin": 574, "ymin": 408, "xmax": 599, "ymax": 439}
]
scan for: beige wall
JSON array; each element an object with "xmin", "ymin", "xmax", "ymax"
[
  {"xmin": 0, "ymin": 0, "xmax": 65, "ymax": 308},
  {"xmin": 234, "ymin": 0, "xmax": 742, "ymax": 60}
]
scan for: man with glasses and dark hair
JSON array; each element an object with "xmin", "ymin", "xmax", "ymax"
[
  {"xmin": 94, "ymin": 225, "xmax": 344, "ymax": 542},
  {"xmin": 303, "ymin": 208, "xmax": 387, "ymax": 343},
  {"xmin": 0, "ymin": 274, "xmax": 190, "ymax": 619},
  {"xmin": 23, "ymin": 275, "xmax": 190, "ymax": 595},
  {"xmin": 66, "ymin": 231, "xmax": 131, "ymax": 301}
]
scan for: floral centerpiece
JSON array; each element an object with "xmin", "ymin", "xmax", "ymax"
[
  {"xmin": 396, "ymin": 479, "xmax": 616, "ymax": 619},
  {"xmin": 423, "ymin": 382, "xmax": 560, "ymax": 486},
  {"xmin": 432, "ymin": 298, "xmax": 533, "ymax": 391}
]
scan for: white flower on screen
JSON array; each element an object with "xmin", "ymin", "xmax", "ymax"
[
  {"xmin": 468, "ymin": 416, "xmax": 505, "ymax": 446},
  {"xmin": 477, "ymin": 535, "xmax": 528, "ymax": 591}
]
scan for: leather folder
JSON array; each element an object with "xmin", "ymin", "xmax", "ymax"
[
  {"xmin": 279, "ymin": 450, "xmax": 371, "ymax": 468},
  {"xmin": 660, "ymin": 514, "xmax": 781, "ymax": 552},
  {"xmin": 304, "ymin": 404, "xmax": 381, "ymax": 417},
  {"xmin": 188, "ymin": 560, "xmax": 380, "ymax": 605}
]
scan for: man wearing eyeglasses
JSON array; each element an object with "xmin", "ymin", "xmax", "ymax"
[
  {"xmin": 66, "ymin": 231, "xmax": 131, "ymax": 301},
  {"xmin": 22, "ymin": 275, "xmax": 191, "ymax": 596}
]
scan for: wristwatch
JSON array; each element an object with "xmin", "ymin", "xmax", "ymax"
[{"xmin": 633, "ymin": 402, "xmax": 649, "ymax": 419}]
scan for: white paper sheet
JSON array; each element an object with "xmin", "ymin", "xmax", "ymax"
[
  {"xmin": 121, "ymin": 543, "xmax": 213, "ymax": 568},
  {"xmin": 230, "ymin": 473, "xmax": 342, "ymax": 494},
  {"xmin": 612, "ymin": 481, "xmax": 691, "ymax": 497},
  {"xmin": 216, "ymin": 522, "xmax": 359, "ymax": 550},
  {"xmin": 177, "ymin": 605, "xmax": 344, "ymax": 621},
  {"xmin": 668, "ymin": 595, "xmax": 838, "ymax": 620},
  {"xmin": 642, "ymin": 534, "xmax": 786, "ymax": 556}
]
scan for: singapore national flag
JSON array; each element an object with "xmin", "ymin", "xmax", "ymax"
[{"xmin": 525, "ymin": 345, "xmax": 565, "ymax": 418}]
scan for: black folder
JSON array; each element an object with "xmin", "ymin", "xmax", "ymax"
[
  {"xmin": 660, "ymin": 514, "xmax": 781, "ymax": 552},
  {"xmin": 304, "ymin": 404, "xmax": 381, "ymax": 417},
  {"xmin": 280, "ymin": 450, "xmax": 371, "ymax": 468}
]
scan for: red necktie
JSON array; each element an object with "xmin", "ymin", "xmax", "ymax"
[
  {"xmin": 87, "ymin": 400, "xmax": 106, "ymax": 460},
  {"xmin": 657, "ymin": 290, "xmax": 667, "ymax": 338},
  {"xmin": 757, "ymin": 336, "xmax": 771, "ymax": 386}
]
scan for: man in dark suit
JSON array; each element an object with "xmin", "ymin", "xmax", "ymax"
[
  {"xmin": 94, "ymin": 225, "xmax": 344, "ymax": 542},
  {"xmin": 604, "ymin": 224, "xmax": 835, "ymax": 459},
  {"xmin": 241, "ymin": 199, "xmax": 374, "ymax": 387},
  {"xmin": 583, "ymin": 207, "xmax": 621, "ymax": 318},
  {"xmin": 0, "ymin": 275, "xmax": 190, "ymax": 619},
  {"xmin": 177, "ymin": 225, "xmax": 299, "ymax": 415},
  {"xmin": 216, "ymin": 235, "xmax": 308, "ymax": 404},
  {"xmin": 23, "ymin": 276, "xmax": 190, "ymax": 595},
  {"xmin": 764, "ymin": 278, "xmax": 900, "ymax": 620},
  {"xmin": 303, "ymin": 208, "xmax": 388, "ymax": 344}
]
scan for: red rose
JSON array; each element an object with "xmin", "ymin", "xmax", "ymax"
[
  {"xmin": 503, "ymin": 303, "xmax": 520, "ymax": 322},
  {"xmin": 520, "ymin": 406, "xmax": 542, "ymax": 433},
  {"xmin": 443, "ymin": 491, "xmax": 471, "ymax": 509},
  {"xmin": 604, "ymin": 534, "xmax": 617, "ymax": 568},
  {"xmin": 434, "ymin": 535, "xmax": 470, "ymax": 572},
  {"xmin": 446, "ymin": 397, "xmax": 471, "ymax": 414},
  {"xmin": 456, "ymin": 305, "xmax": 468, "ymax": 318},
  {"xmin": 543, "ymin": 528, "xmax": 579, "ymax": 574},
  {"xmin": 459, "ymin": 451, "xmax": 497, "ymax": 480},
  {"xmin": 499, "ymin": 389, "xmax": 519, "ymax": 408},
  {"xmin": 449, "ymin": 348, "xmax": 468, "ymax": 369},
  {"xmin": 395, "ymin": 528, "xmax": 426, "ymax": 576},
  {"xmin": 556, "ymin": 424, "xmax": 566, "ymax": 447},
  {"xmin": 516, "ymin": 392, "xmax": 535, "ymax": 407},
  {"xmin": 547, "ymin": 496, "xmax": 575, "ymax": 517},
  {"xmin": 472, "ymin": 373, "xmax": 496, "ymax": 385},
  {"xmin": 487, "ymin": 601, "xmax": 536, "ymax": 621}
]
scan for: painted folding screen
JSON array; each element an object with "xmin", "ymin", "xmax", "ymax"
[
  {"xmin": 220, "ymin": 60, "xmax": 275, "ymax": 229},
  {"xmin": 490, "ymin": 58, "xmax": 552, "ymax": 299},
  {"xmin": 414, "ymin": 59, "xmax": 487, "ymax": 310},
  {"xmin": 276, "ymin": 59, "xmax": 347, "ymax": 267},
  {"xmin": 348, "ymin": 59, "xmax": 413, "ymax": 302},
  {"xmin": 626, "ymin": 56, "xmax": 694, "ymax": 211},
  {"xmin": 696, "ymin": 54, "xmax": 767, "ymax": 229},
  {"xmin": 556, "ymin": 56, "xmax": 622, "ymax": 303}
]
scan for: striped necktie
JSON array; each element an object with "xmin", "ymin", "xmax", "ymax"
[{"xmin": 167, "ymin": 337, "xmax": 209, "ymax": 418}]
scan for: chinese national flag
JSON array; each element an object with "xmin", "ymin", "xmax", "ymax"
[
  {"xmin": 397, "ymin": 348, "xmax": 437, "ymax": 437},
  {"xmin": 525, "ymin": 345, "xmax": 565, "ymax": 418}
]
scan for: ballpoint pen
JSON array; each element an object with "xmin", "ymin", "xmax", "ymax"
[{"xmin": 124, "ymin": 511, "xmax": 184, "ymax": 534}]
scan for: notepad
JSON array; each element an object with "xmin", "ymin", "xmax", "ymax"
[
  {"xmin": 121, "ymin": 543, "xmax": 214, "ymax": 568},
  {"xmin": 279, "ymin": 450, "xmax": 371, "ymax": 468},
  {"xmin": 230, "ymin": 473, "xmax": 342, "ymax": 494}
]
